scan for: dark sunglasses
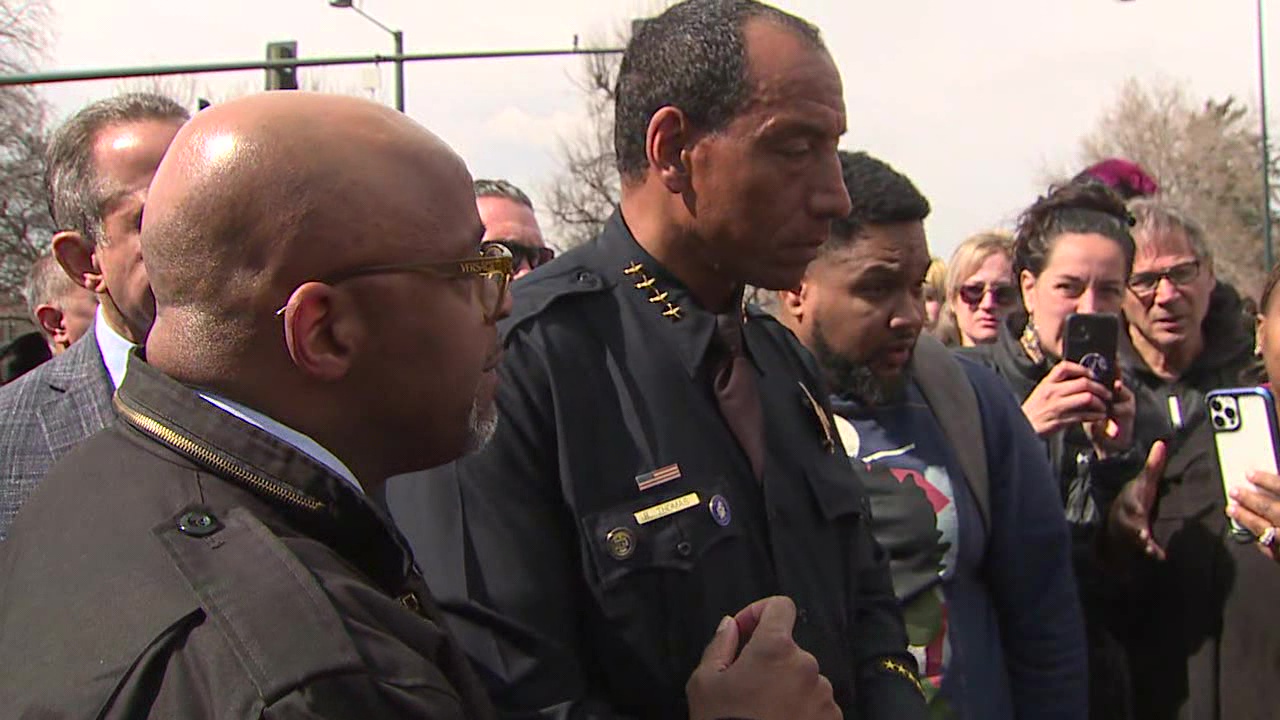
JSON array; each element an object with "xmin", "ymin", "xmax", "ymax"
[
  {"xmin": 484, "ymin": 239, "xmax": 555, "ymax": 271},
  {"xmin": 1128, "ymin": 260, "xmax": 1201, "ymax": 297},
  {"xmin": 957, "ymin": 282, "xmax": 1018, "ymax": 308}
]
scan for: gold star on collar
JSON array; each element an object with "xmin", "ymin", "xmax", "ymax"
[{"xmin": 623, "ymin": 261, "xmax": 683, "ymax": 322}]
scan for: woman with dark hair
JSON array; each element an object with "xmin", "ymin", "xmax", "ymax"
[{"xmin": 961, "ymin": 183, "xmax": 1148, "ymax": 720}]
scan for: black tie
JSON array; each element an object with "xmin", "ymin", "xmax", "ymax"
[{"xmin": 711, "ymin": 314, "xmax": 766, "ymax": 480}]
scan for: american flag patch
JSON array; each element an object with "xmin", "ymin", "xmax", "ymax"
[{"xmin": 635, "ymin": 463, "xmax": 682, "ymax": 492}]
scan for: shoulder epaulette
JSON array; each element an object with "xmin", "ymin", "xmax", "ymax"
[{"xmin": 500, "ymin": 257, "xmax": 613, "ymax": 339}]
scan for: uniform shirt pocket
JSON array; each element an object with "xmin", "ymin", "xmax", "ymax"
[{"xmin": 580, "ymin": 483, "xmax": 742, "ymax": 588}]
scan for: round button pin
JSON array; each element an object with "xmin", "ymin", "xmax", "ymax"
[
  {"xmin": 708, "ymin": 495, "xmax": 731, "ymax": 527},
  {"xmin": 177, "ymin": 509, "xmax": 221, "ymax": 538},
  {"xmin": 606, "ymin": 527, "xmax": 635, "ymax": 560}
]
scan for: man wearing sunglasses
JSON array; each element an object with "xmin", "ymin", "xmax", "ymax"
[
  {"xmin": 475, "ymin": 178, "xmax": 555, "ymax": 280},
  {"xmin": 0, "ymin": 93, "xmax": 510, "ymax": 718}
]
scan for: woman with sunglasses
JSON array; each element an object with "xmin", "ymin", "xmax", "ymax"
[
  {"xmin": 937, "ymin": 231, "xmax": 1017, "ymax": 347},
  {"xmin": 961, "ymin": 182, "xmax": 1146, "ymax": 720}
]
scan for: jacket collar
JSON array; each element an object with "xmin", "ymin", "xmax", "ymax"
[
  {"xmin": 38, "ymin": 324, "xmax": 110, "ymax": 394},
  {"xmin": 589, "ymin": 209, "xmax": 754, "ymax": 378},
  {"xmin": 114, "ymin": 354, "xmax": 418, "ymax": 592},
  {"xmin": 34, "ymin": 326, "xmax": 115, "ymax": 459},
  {"xmin": 993, "ymin": 312, "xmax": 1050, "ymax": 383}
]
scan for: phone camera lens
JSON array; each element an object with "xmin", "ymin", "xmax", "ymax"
[
  {"xmin": 1211, "ymin": 399, "xmax": 1222, "ymax": 411},
  {"xmin": 1225, "ymin": 407, "xmax": 1237, "ymax": 421},
  {"xmin": 1213, "ymin": 415, "xmax": 1225, "ymax": 428}
]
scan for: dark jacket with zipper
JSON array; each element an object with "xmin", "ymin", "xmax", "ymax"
[
  {"xmin": 959, "ymin": 313, "xmax": 1154, "ymax": 720},
  {"xmin": 0, "ymin": 355, "xmax": 495, "ymax": 719},
  {"xmin": 1110, "ymin": 281, "xmax": 1280, "ymax": 720}
]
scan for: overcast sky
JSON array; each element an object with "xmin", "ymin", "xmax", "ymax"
[{"xmin": 30, "ymin": 0, "xmax": 1278, "ymax": 258}]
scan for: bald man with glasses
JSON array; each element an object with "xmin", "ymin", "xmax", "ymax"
[{"xmin": 0, "ymin": 93, "xmax": 511, "ymax": 718}]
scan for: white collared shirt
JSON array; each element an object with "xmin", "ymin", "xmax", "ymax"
[
  {"xmin": 199, "ymin": 393, "xmax": 365, "ymax": 496},
  {"xmin": 93, "ymin": 305, "xmax": 136, "ymax": 390}
]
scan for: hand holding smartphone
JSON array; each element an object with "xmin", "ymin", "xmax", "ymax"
[
  {"xmin": 1207, "ymin": 387, "xmax": 1280, "ymax": 542},
  {"xmin": 1063, "ymin": 313, "xmax": 1119, "ymax": 390}
]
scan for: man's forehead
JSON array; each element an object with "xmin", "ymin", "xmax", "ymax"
[
  {"xmin": 1134, "ymin": 226, "xmax": 1197, "ymax": 266},
  {"xmin": 824, "ymin": 225, "xmax": 928, "ymax": 270},
  {"xmin": 477, "ymin": 198, "xmax": 544, "ymax": 248},
  {"xmin": 742, "ymin": 23, "xmax": 845, "ymax": 130},
  {"xmin": 91, "ymin": 120, "xmax": 180, "ymax": 196}
]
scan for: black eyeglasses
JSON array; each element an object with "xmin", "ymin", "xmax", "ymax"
[
  {"xmin": 1128, "ymin": 260, "xmax": 1201, "ymax": 297},
  {"xmin": 957, "ymin": 282, "xmax": 1018, "ymax": 308},
  {"xmin": 275, "ymin": 243, "xmax": 513, "ymax": 322},
  {"xmin": 483, "ymin": 239, "xmax": 554, "ymax": 272}
]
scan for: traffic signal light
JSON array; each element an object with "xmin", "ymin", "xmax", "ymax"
[{"xmin": 265, "ymin": 41, "xmax": 298, "ymax": 91}]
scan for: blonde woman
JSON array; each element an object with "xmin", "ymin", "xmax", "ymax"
[
  {"xmin": 922, "ymin": 257, "xmax": 947, "ymax": 332},
  {"xmin": 939, "ymin": 231, "xmax": 1017, "ymax": 347}
]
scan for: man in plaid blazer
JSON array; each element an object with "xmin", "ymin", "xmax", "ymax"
[{"xmin": 0, "ymin": 94, "xmax": 188, "ymax": 540}]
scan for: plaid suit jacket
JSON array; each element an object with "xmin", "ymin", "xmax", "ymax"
[{"xmin": 0, "ymin": 327, "xmax": 113, "ymax": 540}]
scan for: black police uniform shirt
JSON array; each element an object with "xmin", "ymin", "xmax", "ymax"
[{"xmin": 385, "ymin": 210, "xmax": 926, "ymax": 719}]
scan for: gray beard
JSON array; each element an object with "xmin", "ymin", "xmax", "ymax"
[{"xmin": 464, "ymin": 395, "xmax": 499, "ymax": 454}]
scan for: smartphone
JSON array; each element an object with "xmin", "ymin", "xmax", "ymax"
[
  {"xmin": 1207, "ymin": 387, "xmax": 1280, "ymax": 542},
  {"xmin": 1063, "ymin": 313, "xmax": 1120, "ymax": 388}
]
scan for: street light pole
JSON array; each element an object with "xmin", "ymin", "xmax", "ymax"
[
  {"xmin": 1257, "ymin": 0, "xmax": 1274, "ymax": 269},
  {"xmin": 329, "ymin": 0, "xmax": 405, "ymax": 112},
  {"xmin": 393, "ymin": 29, "xmax": 404, "ymax": 113}
]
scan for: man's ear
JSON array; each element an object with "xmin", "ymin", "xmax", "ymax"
[
  {"xmin": 778, "ymin": 281, "xmax": 811, "ymax": 323},
  {"xmin": 645, "ymin": 106, "xmax": 693, "ymax": 195},
  {"xmin": 280, "ymin": 283, "xmax": 363, "ymax": 382},
  {"xmin": 34, "ymin": 304, "xmax": 66, "ymax": 345},
  {"xmin": 51, "ymin": 230, "xmax": 104, "ymax": 294}
]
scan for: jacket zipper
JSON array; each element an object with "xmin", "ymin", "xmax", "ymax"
[{"xmin": 115, "ymin": 397, "xmax": 326, "ymax": 513}]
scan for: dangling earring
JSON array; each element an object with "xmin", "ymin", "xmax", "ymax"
[{"xmin": 1021, "ymin": 315, "xmax": 1046, "ymax": 365}]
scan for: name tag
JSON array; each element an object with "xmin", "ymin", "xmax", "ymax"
[{"xmin": 634, "ymin": 492, "xmax": 701, "ymax": 525}]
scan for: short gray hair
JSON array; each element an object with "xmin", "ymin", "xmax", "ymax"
[
  {"xmin": 23, "ymin": 253, "xmax": 83, "ymax": 322},
  {"xmin": 1127, "ymin": 197, "xmax": 1211, "ymax": 260},
  {"xmin": 473, "ymin": 178, "xmax": 534, "ymax": 211},
  {"xmin": 45, "ymin": 92, "xmax": 189, "ymax": 246}
]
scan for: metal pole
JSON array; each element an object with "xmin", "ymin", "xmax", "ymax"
[
  {"xmin": 393, "ymin": 30, "xmax": 405, "ymax": 113},
  {"xmin": 0, "ymin": 48, "xmax": 625, "ymax": 87},
  {"xmin": 1259, "ymin": 0, "xmax": 1274, "ymax": 269}
]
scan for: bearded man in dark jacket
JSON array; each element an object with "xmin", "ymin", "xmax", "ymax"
[{"xmin": 1106, "ymin": 198, "xmax": 1279, "ymax": 720}]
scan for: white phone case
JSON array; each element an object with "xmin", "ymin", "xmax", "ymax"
[{"xmin": 1207, "ymin": 387, "xmax": 1280, "ymax": 539}]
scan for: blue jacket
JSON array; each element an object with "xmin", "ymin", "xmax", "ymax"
[{"xmin": 833, "ymin": 353, "xmax": 1087, "ymax": 720}]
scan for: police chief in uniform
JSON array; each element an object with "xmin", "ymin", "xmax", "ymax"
[{"xmin": 385, "ymin": 2, "xmax": 927, "ymax": 718}]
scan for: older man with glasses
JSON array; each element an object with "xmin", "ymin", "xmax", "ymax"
[{"xmin": 1105, "ymin": 197, "xmax": 1268, "ymax": 719}]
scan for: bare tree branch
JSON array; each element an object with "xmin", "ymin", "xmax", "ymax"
[
  {"xmin": 543, "ymin": 30, "xmax": 627, "ymax": 250},
  {"xmin": 0, "ymin": 0, "xmax": 53, "ymax": 307},
  {"xmin": 1074, "ymin": 78, "xmax": 1279, "ymax": 300}
]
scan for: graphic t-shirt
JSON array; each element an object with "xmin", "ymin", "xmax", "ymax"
[{"xmin": 831, "ymin": 381, "xmax": 969, "ymax": 716}]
